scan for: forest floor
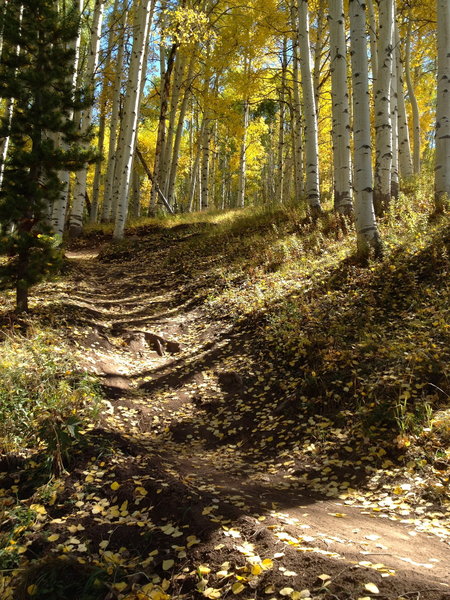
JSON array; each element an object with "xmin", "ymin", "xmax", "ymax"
[{"xmin": 1, "ymin": 207, "xmax": 449, "ymax": 600}]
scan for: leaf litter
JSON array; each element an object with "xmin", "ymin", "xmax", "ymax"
[{"xmin": 0, "ymin": 220, "xmax": 449, "ymax": 599}]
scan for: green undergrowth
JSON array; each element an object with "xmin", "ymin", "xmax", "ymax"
[{"xmin": 0, "ymin": 329, "xmax": 102, "ymax": 474}]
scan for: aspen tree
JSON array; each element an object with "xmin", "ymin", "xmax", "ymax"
[
  {"xmin": 113, "ymin": 0, "xmax": 154, "ymax": 239},
  {"xmin": 394, "ymin": 20, "xmax": 413, "ymax": 180},
  {"xmin": 51, "ymin": 0, "xmax": 82, "ymax": 238},
  {"xmin": 405, "ymin": 16, "xmax": 420, "ymax": 174},
  {"xmin": 102, "ymin": 2, "xmax": 128, "ymax": 222},
  {"xmin": 434, "ymin": 0, "xmax": 450, "ymax": 213},
  {"xmin": 327, "ymin": 0, "xmax": 352, "ymax": 215},
  {"xmin": 69, "ymin": 0, "xmax": 105, "ymax": 237},
  {"xmin": 297, "ymin": 0, "xmax": 322, "ymax": 216},
  {"xmin": 275, "ymin": 42, "xmax": 287, "ymax": 204},
  {"xmin": 90, "ymin": 0, "xmax": 121, "ymax": 223},
  {"xmin": 373, "ymin": 0, "xmax": 394, "ymax": 217},
  {"xmin": 290, "ymin": 3, "xmax": 304, "ymax": 203},
  {"xmin": 349, "ymin": 0, "xmax": 382, "ymax": 259}
]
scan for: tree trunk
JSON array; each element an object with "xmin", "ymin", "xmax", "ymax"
[
  {"xmin": 113, "ymin": 0, "xmax": 155, "ymax": 239},
  {"xmin": 405, "ymin": 16, "xmax": 421, "ymax": 175},
  {"xmin": 328, "ymin": 0, "xmax": 353, "ymax": 215},
  {"xmin": 69, "ymin": 0, "xmax": 105, "ymax": 237},
  {"xmin": 297, "ymin": 0, "xmax": 322, "ymax": 216},
  {"xmin": 102, "ymin": 1, "xmax": 128, "ymax": 223},
  {"xmin": 51, "ymin": 0, "xmax": 82, "ymax": 238},
  {"xmin": 395, "ymin": 20, "xmax": 413, "ymax": 180},
  {"xmin": 373, "ymin": 0, "xmax": 394, "ymax": 217},
  {"xmin": 435, "ymin": 0, "xmax": 450, "ymax": 213},
  {"xmin": 290, "ymin": 7, "xmax": 304, "ymax": 203},
  {"xmin": 349, "ymin": 0, "xmax": 382, "ymax": 259}
]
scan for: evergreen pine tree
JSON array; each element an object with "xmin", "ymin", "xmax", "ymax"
[{"xmin": 0, "ymin": 0, "xmax": 95, "ymax": 312}]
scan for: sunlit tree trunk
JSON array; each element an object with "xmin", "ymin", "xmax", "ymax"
[
  {"xmin": 349, "ymin": 0, "xmax": 382, "ymax": 259},
  {"xmin": 367, "ymin": 0, "xmax": 378, "ymax": 82},
  {"xmin": 275, "ymin": 42, "xmax": 287, "ymax": 204},
  {"xmin": 290, "ymin": 7, "xmax": 304, "ymax": 203},
  {"xmin": 200, "ymin": 117, "xmax": 211, "ymax": 210},
  {"xmin": 101, "ymin": 1, "xmax": 128, "ymax": 223},
  {"xmin": 69, "ymin": 0, "xmax": 105, "ymax": 237},
  {"xmin": 373, "ymin": 0, "xmax": 394, "ymax": 217},
  {"xmin": 328, "ymin": 0, "xmax": 352, "ymax": 215},
  {"xmin": 405, "ymin": 16, "xmax": 420, "ymax": 175},
  {"xmin": 395, "ymin": 21, "xmax": 413, "ymax": 180},
  {"xmin": 113, "ymin": 0, "xmax": 154, "ymax": 239},
  {"xmin": 297, "ymin": 0, "xmax": 322, "ymax": 216},
  {"xmin": 162, "ymin": 52, "xmax": 186, "ymax": 197},
  {"xmin": 435, "ymin": 0, "xmax": 450, "ymax": 213},
  {"xmin": 390, "ymin": 41, "xmax": 399, "ymax": 198},
  {"xmin": 51, "ymin": 0, "xmax": 82, "ymax": 238},
  {"xmin": 167, "ymin": 54, "xmax": 196, "ymax": 207}
]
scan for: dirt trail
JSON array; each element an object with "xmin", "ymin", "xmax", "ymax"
[{"xmin": 60, "ymin": 247, "xmax": 449, "ymax": 599}]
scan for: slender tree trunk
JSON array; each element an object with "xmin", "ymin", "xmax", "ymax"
[
  {"xmin": 102, "ymin": 2, "xmax": 128, "ymax": 222},
  {"xmin": 328, "ymin": 0, "xmax": 353, "ymax": 215},
  {"xmin": 390, "ymin": 41, "xmax": 399, "ymax": 198},
  {"xmin": 149, "ymin": 43, "xmax": 178, "ymax": 215},
  {"xmin": 297, "ymin": 0, "xmax": 322, "ymax": 216},
  {"xmin": 373, "ymin": 0, "xmax": 394, "ymax": 217},
  {"xmin": 51, "ymin": 0, "xmax": 82, "ymax": 238},
  {"xmin": 349, "ymin": 0, "xmax": 382, "ymax": 259},
  {"xmin": 405, "ymin": 16, "xmax": 421, "ymax": 174},
  {"xmin": 162, "ymin": 52, "xmax": 186, "ymax": 197},
  {"xmin": 276, "ymin": 43, "xmax": 287, "ymax": 204},
  {"xmin": 290, "ymin": 9, "xmax": 304, "ymax": 203},
  {"xmin": 167, "ymin": 53, "xmax": 196, "ymax": 207},
  {"xmin": 200, "ymin": 118, "xmax": 211, "ymax": 210},
  {"xmin": 366, "ymin": 0, "xmax": 378, "ymax": 82},
  {"xmin": 435, "ymin": 0, "xmax": 450, "ymax": 213},
  {"xmin": 113, "ymin": 0, "xmax": 154, "ymax": 239},
  {"xmin": 69, "ymin": 0, "xmax": 105, "ymax": 237},
  {"xmin": 395, "ymin": 21, "xmax": 413, "ymax": 180}
]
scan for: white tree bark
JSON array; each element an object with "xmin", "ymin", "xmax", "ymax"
[
  {"xmin": 113, "ymin": 0, "xmax": 154, "ymax": 239},
  {"xmin": 276, "ymin": 43, "xmax": 287, "ymax": 204},
  {"xmin": 328, "ymin": 0, "xmax": 352, "ymax": 215},
  {"xmin": 435, "ymin": 0, "xmax": 450, "ymax": 212},
  {"xmin": 200, "ymin": 118, "xmax": 211, "ymax": 210},
  {"xmin": 366, "ymin": 0, "xmax": 378, "ymax": 83},
  {"xmin": 290, "ymin": 6, "xmax": 304, "ymax": 203},
  {"xmin": 405, "ymin": 16, "xmax": 421, "ymax": 174},
  {"xmin": 390, "ymin": 40, "xmax": 399, "ymax": 198},
  {"xmin": 394, "ymin": 21, "xmax": 413, "ymax": 180},
  {"xmin": 373, "ymin": 0, "xmax": 394, "ymax": 216},
  {"xmin": 69, "ymin": 0, "xmax": 105, "ymax": 237},
  {"xmin": 237, "ymin": 98, "xmax": 250, "ymax": 208},
  {"xmin": 0, "ymin": 4, "xmax": 23, "ymax": 191},
  {"xmin": 349, "ymin": 0, "xmax": 382, "ymax": 259},
  {"xmin": 297, "ymin": 0, "xmax": 322, "ymax": 216},
  {"xmin": 102, "ymin": 2, "xmax": 128, "ymax": 223},
  {"xmin": 51, "ymin": 0, "xmax": 82, "ymax": 238}
]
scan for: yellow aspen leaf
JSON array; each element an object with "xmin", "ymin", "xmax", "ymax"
[
  {"xmin": 135, "ymin": 486, "xmax": 147, "ymax": 496},
  {"xmin": 27, "ymin": 585, "xmax": 38, "ymax": 596},
  {"xmin": 251, "ymin": 564, "xmax": 262, "ymax": 575},
  {"xmin": 203, "ymin": 588, "xmax": 221, "ymax": 599},
  {"xmin": 162, "ymin": 559, "xmax": 174, "ymax": 570},
  {"xmin": 264, "ymin": 586, "xmax": 275, "ymax": 594},
  {"xmin": 261, "ymin": 558, "xmax": 273, "ymax": 570},
  {"xmin": 47, "ymin": 534, "xmax": 60, "ymax": 542},
  {"xmin": 198, "ymin": 565, "xmax": 211, "ymax": 575},
  {"xmin": 30, "ymin": 504, "xmax": 46, "ymax": 515},
  {"xmin": 318, "ymin": 574, "xmax": 331, "ymax": 581},
  {"xmin": 364, "ymin": 583, "xmax": 380, "ymax": 594},
  {"xmin": 110, "ymin": 482, "xmax": 120, "ymax": 491},
  {"xmin": 91, "ymin": 504, "xmax": 104, "ymax": 514},
  {"xmin": 279, "ymin": 588, "xmax": 294, "ymax": 596},
  {"xmin": 231, "ymin": 582, "xmax": 245, "ymax": 594},
  {"xmin": 113, "ymin": 582, "xmax": 128, "ymax": 592}
]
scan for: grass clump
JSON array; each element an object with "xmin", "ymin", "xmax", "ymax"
[{"xmin": 0, "ymin": 329, "xmax": 102, "ymax": 474}]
